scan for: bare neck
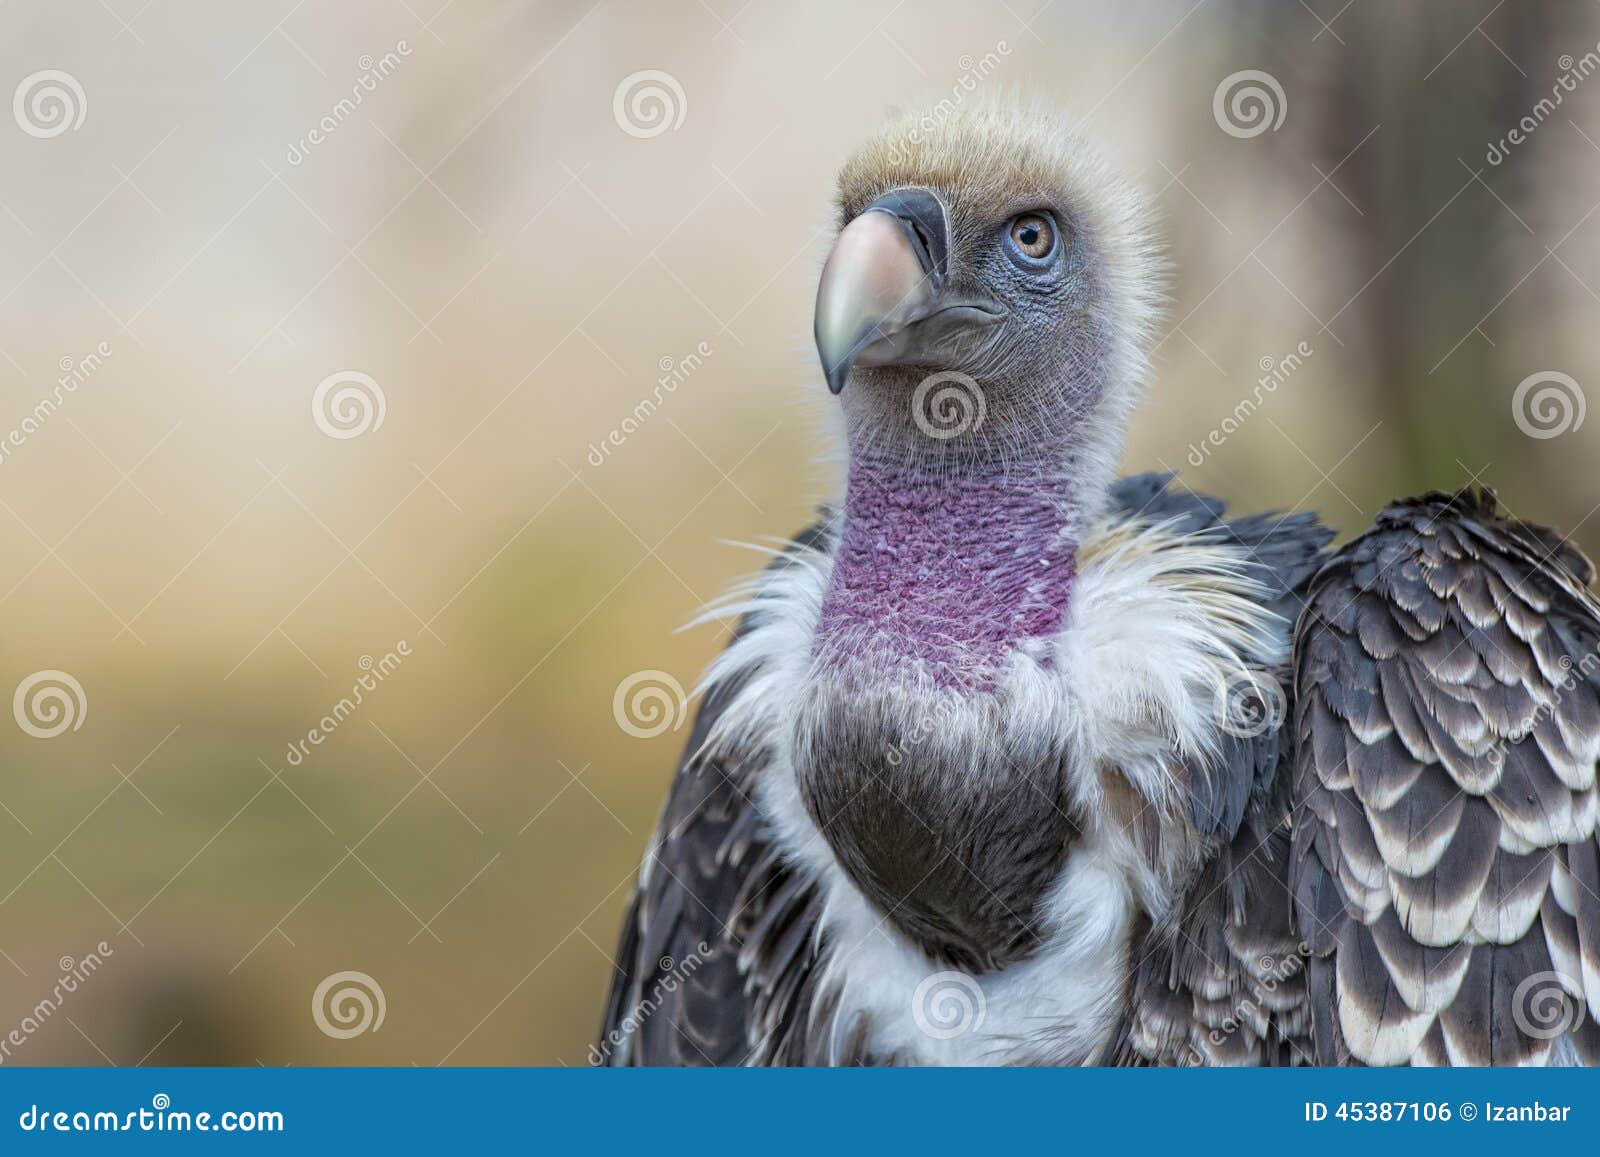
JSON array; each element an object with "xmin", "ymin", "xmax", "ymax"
[{"xmin": 814, "ymin": 447, "xmax": 1081, "ymax": 687}]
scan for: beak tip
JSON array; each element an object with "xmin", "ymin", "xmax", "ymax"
[{"xmin": 814, "ymin": 187, "xmax": 949, "ymax": 401}]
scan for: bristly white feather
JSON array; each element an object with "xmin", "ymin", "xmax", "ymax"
[{"xmin": 690, "ymin": 514, "xmax": 1287, "ymax": 1064}]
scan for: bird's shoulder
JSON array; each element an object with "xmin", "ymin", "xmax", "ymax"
[
  {"xmin": 1074, "ymin": 473, "xmax": 1332, "ymax": 837},
  {"xmin": 1104, "ymin": 474, "xmax": 1335, "ymax": 1065}
]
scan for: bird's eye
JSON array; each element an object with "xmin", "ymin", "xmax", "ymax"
[{"xmin": 1005, "ymin": 213, "xmax": 1057, "ymax": 265}]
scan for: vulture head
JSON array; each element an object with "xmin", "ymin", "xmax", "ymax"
[{"xmin": 815, "ymin": 100, "xmax": 1162, "ymax": 504}]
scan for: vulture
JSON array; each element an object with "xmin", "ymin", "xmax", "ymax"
[{"xmin": 599, "ymin": 100, "xmax": 1600, "ymax": 1066}]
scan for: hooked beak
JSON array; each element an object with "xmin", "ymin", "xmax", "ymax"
[{"xmin": 814, "ymin": 188, "xmax": 1000, "ymax": 394}]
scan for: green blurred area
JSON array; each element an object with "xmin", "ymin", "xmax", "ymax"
[{"xmin": 1, "ymin": 0, "xmax": 1598, "ymax": 1065}]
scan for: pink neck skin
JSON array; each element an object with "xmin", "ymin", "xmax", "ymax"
[{"xmin": 815, "ymin": 451, "xmax": 1078, "ymax": 687}]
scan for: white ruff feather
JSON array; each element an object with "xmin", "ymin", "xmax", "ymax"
[{"xmin": 692, "ymin": 516, "xmax": 1287, "ymax": 1065}]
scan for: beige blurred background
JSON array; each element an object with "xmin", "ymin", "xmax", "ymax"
[{"xmin": 0, "ymin": 0, "xmax": 1597, "ymax": 1065}]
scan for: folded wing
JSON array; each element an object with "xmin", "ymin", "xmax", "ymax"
[{"xmin": 1292, "ymin": 490, "xmax": 1600, "ymax": 1065}]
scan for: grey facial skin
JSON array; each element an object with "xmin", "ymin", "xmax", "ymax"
[{"xmin": 818, "ymin": 191, "xmax": 1111, "ymax": 479}]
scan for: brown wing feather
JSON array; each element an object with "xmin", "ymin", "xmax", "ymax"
[
  {"xmin": 1115, "ymin": 819, "xmax": 1318, "ymax": 1065},
  {"xmin": 1292, "ymin": 489, "xmax": 1600, "ymax": 1066}
]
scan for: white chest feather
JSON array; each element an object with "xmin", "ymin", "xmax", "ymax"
[{"xmin": 694, "ymin": 519, "xmax": 1287, "ymax": 1065}]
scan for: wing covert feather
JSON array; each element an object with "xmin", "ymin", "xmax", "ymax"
[{"xmin": 1291, "ymin": 489, "xmax": 1600, "ymax": 1066}]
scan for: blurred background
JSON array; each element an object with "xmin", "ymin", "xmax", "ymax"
[{"xmin": 0, "ymin": 0, "xmax": 1597, "ymax": 1065}]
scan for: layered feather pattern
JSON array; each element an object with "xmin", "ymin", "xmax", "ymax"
[{"xmin": 1291, "ymin": 489, "xmax": 1600, "ymax": 1066}]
